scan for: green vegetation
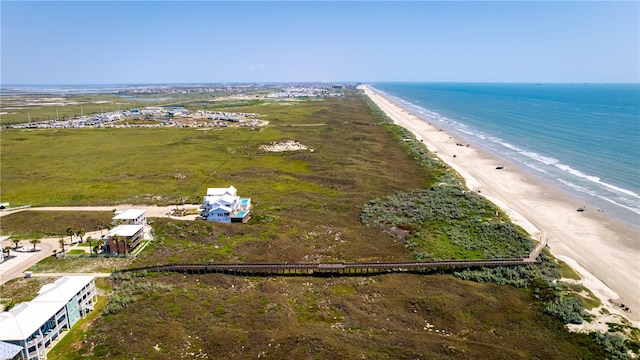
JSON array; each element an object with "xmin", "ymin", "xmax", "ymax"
[
  {"xmin": 0, "ymin": 276, "xmax": 58, "ymax": 310},
  {"xmin": 0, "ymin": 211, "xmax": 112, "ymax": 239},
  {"xmin": 544, "ymin": 295, "xmax": 587, "ymax": 324},
  {"xmin": 83, "ymin": 274, "xmax": 610, "ymax": 359},
  {"xmin": 27, "ymin": 256, "xmax": 131, "ymax": 273},
  {"xmin": 65, "ymin": 249, "xmax": 86, "ymax": 255},
  {"xmin": 1, "ymin": 89, "xmax": 631, "ymax": 358},
  {"xmin": 592, "ymin": 332, "xmax": 630, "ymax": 360},
  {"xmin": 102, "ymin": 276, "xmax": 173, "ymax": 315},
  {"xmin": 557, "ymin": 260, "xmax": 582, "ymax": 280},
  {"xmin": 361, "ymin": 186, "xmax": 531, "ymax": 260},
  {"xmin": 1, "ymin": 93, "xmax": 429, "ymax": 207}
]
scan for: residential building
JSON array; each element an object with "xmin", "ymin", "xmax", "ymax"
[
  {"xmin": 104, "ymin": 224, "xmax": 144, "ymax": 254},
  {"xmin": 201, "ymin": 186, "xmax": 251, "ymax": 223},
  {"xmin": 0, "ymin": 276, "xmax": 97, "ymax": 360},
  {"xmin": 112, "ymin": 209, "xmax": 146, "ymax": 226}
]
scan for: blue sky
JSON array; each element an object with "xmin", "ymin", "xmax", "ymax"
[{"xmin": 1, "ymin": 1, "xmax": 638, "ymax": 84}]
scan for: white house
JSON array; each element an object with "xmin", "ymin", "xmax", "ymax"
[
  {"xmin": 201, "ymin": 186, "xmax": 251, "ymax": 223},
  {"xmin": 0, "ymin": 276, "xmax": 97, "ymax": 360},
  {"xmin": 112, "ymin": 209, "xmax": 146, "ymax": 226}
]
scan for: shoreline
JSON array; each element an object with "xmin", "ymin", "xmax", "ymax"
[{"xmin": 359, "ymin": 84, "xmax": 640, "ymax": 325}]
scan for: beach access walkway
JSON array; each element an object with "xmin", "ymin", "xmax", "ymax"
[{"xmin": 116, "ymin": 256, "xmax": 541, "ymax": 278}]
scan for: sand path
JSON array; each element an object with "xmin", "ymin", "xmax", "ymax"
[{"xmin": 360, "ymin": 85, "xmax": 640, "ymax": 324}]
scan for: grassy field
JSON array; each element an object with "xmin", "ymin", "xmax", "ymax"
[
  {"xmin": 0, "ymin": 90, "xmax": 629, "ymax": 358},
  {"xmin": 0, "ymin": 211, "xmax": 113, "ymax": 239},
  {"xmin": 0, "ymin": 276, "xmax": 59, "ymax": 310},
  {"xmin": 1, "ymin": 94, "xmax": 429, "ymax": 207},
  {"xmin": 77, "ymin": 273, "xmax": 607, "ymax": 360}
]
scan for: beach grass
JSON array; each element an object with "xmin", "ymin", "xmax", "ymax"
[
  {"xmin": 74, "ymin": 273, "xmax": 607, "ymax": 359},
  {"xmin": 27, "ymin": 256, "xmax": 131, "ymax": 273}
]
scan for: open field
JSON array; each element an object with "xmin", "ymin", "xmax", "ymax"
[
  {"xmin": 0, "ymin": 211, "xmax": 113, "ymax": 240},
  {"xmin": 0, "ymin": 90, "xmax": 635, "ymax": 358},
  {"xmin": 1, "ymin": 93, "xmax": 429, "ymax": 207}
]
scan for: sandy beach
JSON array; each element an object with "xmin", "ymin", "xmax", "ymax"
[{"xmin": 359, "ymin": 85, "xmax": 640, "ymax": 324}]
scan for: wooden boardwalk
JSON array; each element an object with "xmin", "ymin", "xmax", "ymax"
[{"xmin": 118, "ymin": 257, "xmax": 540, "ymax": 277}]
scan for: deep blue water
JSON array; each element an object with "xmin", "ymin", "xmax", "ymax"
[{"xmin": 371, "ymin": 82, "xmax": 640, "ymax": 229}]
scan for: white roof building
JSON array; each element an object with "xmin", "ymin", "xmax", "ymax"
[
  {"xmin": 106, "ymin": 224, "xmax": 144, "ymax": 238},
  {"xmin": 0, "ymin": 301, "xmax": 67, "ymax": 341},
  {"xmin": 35, "ymin": 275, "xmax": 96, "ymax": 303},
  {"xmin": 207, "ymin": 186, "xmax": 237, "ymax": 197},
  {"xmin": 112, "ymin": 209, "xmax": 146, "ymax": 225},
  {"xmin": 0, "ymin": 276, "xmax": 97, "ymax": 360}
]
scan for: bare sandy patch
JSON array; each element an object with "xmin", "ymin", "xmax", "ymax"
[{"xmin": 259, "ymin": 140, "xmax": 311, "ymax": 152}]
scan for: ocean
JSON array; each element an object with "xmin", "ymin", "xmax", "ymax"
[{"xmin": 370, "ymin": 82, "xmax": 640, "ymax": 230}]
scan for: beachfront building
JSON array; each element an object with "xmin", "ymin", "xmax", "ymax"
[
  {"xmin": 0, "ymin": 276, "xmax": 97, "ymax": 360},
  {"xmin": 201, "ymin": 186, "xmax": 251, "ymax": 223},
  {"xmin": 112, "ymin": 209, "xmax": 146, "ymax": 226},
  {"xmin": 104, "ymin": 224, "xmax": 144, "ymax": 254}
]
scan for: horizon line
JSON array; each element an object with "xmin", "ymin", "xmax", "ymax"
[{"xmin": 2, "ymin": 81, "xmax": 639, "ymax": 87}]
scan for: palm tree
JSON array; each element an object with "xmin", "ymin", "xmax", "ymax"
[
  {"xmin": 29, "ymin": 239, "xmax": 41, "ymax": 252},
  {"xmin": 124, "ymin": 237, "xmax": 133, "ymax": 255},
  {"xmin": 59, "ymin": 237, "xmax": 66, "ymax": 254},
  {"xmin": 76, "ymin": 229, "xmax": 85, "ymax": 244},
  {"xmin": 86, "ymin": 236, "xmax": 94, "ymax": 255},
  {"xmin": 4, "ymin": 246, "xmax": 11, "ymax": 257},
  {"xmin": 12, "ymin": 239, "xmax": 20, "ymax": 250},
  {"xmin": 98, "ymin": 221, "xmax": 105, "ymax": 237},
  {"xmin": 66, "ymin": 227, "xmax": 75, "ymax": 244}
]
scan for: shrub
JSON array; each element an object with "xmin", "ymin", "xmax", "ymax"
[
  {"xmin": 544, "ymin": 296, "xmax": 586, "ymax": 324},
  {"xmin": 592, "ymin": 332, "xmax": 630, "ymax": 360}
]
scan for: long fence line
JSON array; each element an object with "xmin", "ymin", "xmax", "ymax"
[{"xmin": 117, "ymin": 257, "xmax": 539, "ymax": 277}]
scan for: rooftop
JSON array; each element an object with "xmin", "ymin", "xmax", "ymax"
[
  {"xmin": 106, "ymin": 224, "xmax": 144, "ymax": 237},
  {"xmin": 0, "ymin": 301, "xmax": 66, "ymax": 341},
  {"xmin": 112, "ymin": 209, "xmax": 146, "ymax": 220}
]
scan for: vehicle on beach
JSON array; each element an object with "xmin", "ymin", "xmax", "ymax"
[{"xmin": 495, "ymin": 165, "xmax": 504, "ymax": 169}]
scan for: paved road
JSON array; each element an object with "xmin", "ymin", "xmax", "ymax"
[
  {"xmin": 29, "ymin": 272, "xmax": 112, "ymax": 278},
  {"xmin": 0, "ymin": 237, "xmax": 58, "ymax": 285},
  {"xmin": 0, "ymin": 205, "xmax": 200, "ymax": 286},
  {"xmin": 0, "ymin": 204, "xmax": 202, "ymax": 218}
]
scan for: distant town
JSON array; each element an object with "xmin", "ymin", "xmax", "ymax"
[{"xmin": 1, "ymin": 83, "xmax": 349, "ymax": 129}]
